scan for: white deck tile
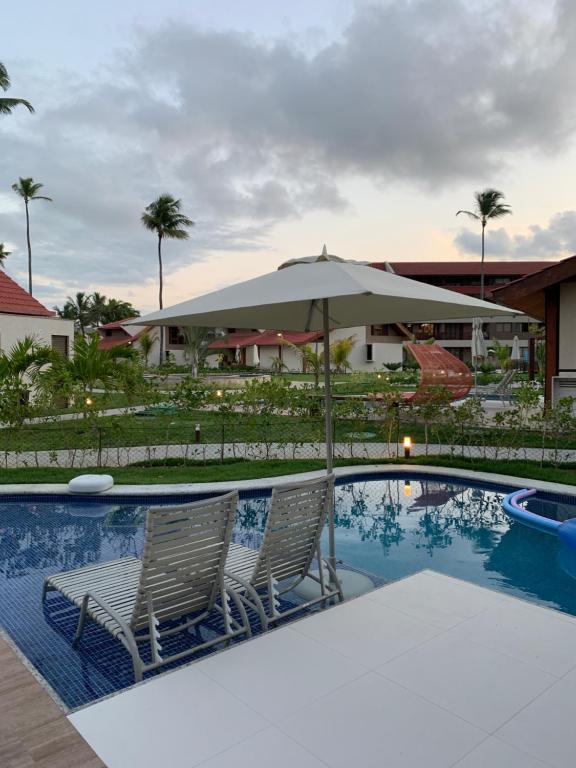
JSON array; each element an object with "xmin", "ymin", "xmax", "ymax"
[
  {"xmin": 365, "ymin": 570, "xmax": 505, "ymax": 629},
  {"xmin": 448, "ymin": 599, "xmax": 576, "ymax": 677},
  {"xmin": 496, "ymin": 667, "xmax": 576, "ymax": 768},
  {"xmin": 68, "ymin": 572, "xmax": 576, "ymax": 768},
  {"xmin": 452, "ymin": 737, "xmax": 552, "ymax": 767},
  {"xmin": 199, "ymin": 625, "xmax": 366, "ymax": 723},
  {"xmin": 377, "ymin": 632, "xmax": 556, "ymax": 732},
  {"xmin": 197, "ymin": 726, "xmax": 328, "ymax": 768},
  {"xmin": 68, "ymin": 665, "xmax": 269, "ymax": 768},
  {"xmin": 278, "ymin": 672, "xmax": 485, "ymax": 768},
  {"xmin": 291, "ymin": 592, "xmax": 442, "ymax": 667}
]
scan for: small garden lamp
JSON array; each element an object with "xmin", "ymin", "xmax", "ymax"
[
  {"xmin": 216, "ymin": 389, "xmax": 223, "ymax": 398},
  {"xmin": 403, "ymin": 435, "xmax": 412, "ymax": 459},
  {"xmin": 85, "ymin": 397, "xmax": 93, "ymax": 408}
]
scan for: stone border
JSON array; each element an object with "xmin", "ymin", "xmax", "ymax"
[{"xmin": 1, "ymin": 462, "xmax": 574, "ymax": 497}]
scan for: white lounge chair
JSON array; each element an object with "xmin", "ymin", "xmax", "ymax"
[
  {"xmin": 225, "ymin": 475, "xmax": 343, "ymax": 630},
  {"xmin": 42, "ymin": 491, "xmax": 250, "ymax": 682},
  {"xmin": 472, "ymin": 369, "xmax": 516, "ymax": 401}
]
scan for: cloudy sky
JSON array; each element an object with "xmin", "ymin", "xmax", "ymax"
[{"xmin": 2, "ymin": 0, "xmax": 576, "ymax": 312}]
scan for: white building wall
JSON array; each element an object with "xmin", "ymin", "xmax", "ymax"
[
  {"xmin": 0, "ymin": 314, "xmax": 74, "ymax": 354},
  {"xmin": 329, "ymin": 326, "xmax": 403, "ymax": 372},
  {"xmin": 559, "ymin": 283, "xmax": 576, "ymax": 371}
]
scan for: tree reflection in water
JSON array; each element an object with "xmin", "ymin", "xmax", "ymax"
[
  {"xmin": 332, "ymin": 479, "xmax": 508, "ymax": 557},
  {"xmin": 0, "ymin": 501, "xmax": 146, "ymax": 582}
]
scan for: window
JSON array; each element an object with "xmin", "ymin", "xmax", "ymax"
[
  {"xmin": 51, "ymin": 335, "xmax": 69, "ymax": 358},
  {"xmin": 168, "ymin": 326, "xmax": 186, "ymax": 345},
  {"xmin": 365, "ymin": 343, "xmax": 374, "ymax": 362},
  {"xmin": 105, "ymin": 329, "xmax": 112, "ymax": 337},
  {"xmin": 370, "ymin": 324, "xmax": 391, "ymax": 336}
]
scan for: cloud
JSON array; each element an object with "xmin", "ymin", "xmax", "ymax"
[
  {"xmin": 455, "ymin": 210, "xmax": 576, "ymax": 259},
  {"xmin": 2, "ymin": 0, "xmax": 576, "ymax": 304}
]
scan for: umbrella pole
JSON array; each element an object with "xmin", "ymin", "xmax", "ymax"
[{"xmin": 322, "ymin": 299, "xmax": 336, "ymax": 572}]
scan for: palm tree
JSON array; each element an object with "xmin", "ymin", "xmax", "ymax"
[
  {"xmin": 182, "ymin": 326, "xmax": 217, "ymax": 378},
  {"xmin": 11, "ymin": 177, "xmax": 52, "ymax": 295},
  {"xmin": 456, "ymin": 189, "xmax": 512, "ymax": 300},
  {"xmin": 330, "ymin": 336, "xmax": 356, "ymax": 373},
  {"xmin": 100, "ymin": 297, "xmax": 139, "ymax": 325},
  {"xmin": 0, "ymin": 62, "xmax": 34, "ymax": 116},
  {"xmin": 0, "ymin": 243, "xmax": 10, "ymax": 269},
  {"xmin": 44, "ymin": 334, "xmax": 136, "ymax": 414},
  {"xmin": 0, "ymin": 336, "xmax": 54, "ymax": 425},
  {"xmin": 138, "ymin": 330, "xmax": 154, "ymax": 368},
  {"xmin": 56, "ymin": 292, "xmax": 92, "ymax": 336},
  {"xmin": 89, "ymin": 292, "xmax": 108, "ymax": 326},
  {"xmin": 141, "ymin": 194, "xmax": 194, "ymax": 365}
]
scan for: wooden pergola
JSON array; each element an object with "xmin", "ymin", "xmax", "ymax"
[{"xmin": 492, "ymin": 255, "xmax": 576, "ymax": 401}]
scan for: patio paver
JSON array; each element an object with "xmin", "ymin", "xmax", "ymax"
[{"xmin": 68, "ymin": 570, "xmax": 576, "ymax": 767}]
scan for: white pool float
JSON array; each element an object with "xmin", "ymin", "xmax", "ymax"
[{"xmin": 68, "ymin": 474, "xmax": 114, "ymax": 494}]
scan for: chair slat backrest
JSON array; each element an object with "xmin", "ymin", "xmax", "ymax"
[
  {"xmin": 130, "ymin": 491, "xmax": 238, "ymax": 630},
  {"xmin": 250, "ymin": 475, "xmax": 333, "ymax": 588}
]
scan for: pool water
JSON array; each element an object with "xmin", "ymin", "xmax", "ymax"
[{"xmin": 1, "ymin": 474, "xmax": 575, "ymax": 709}]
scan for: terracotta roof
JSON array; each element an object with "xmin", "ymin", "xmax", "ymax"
[
  {"xmin": 99, "ymin": 316, "xmax": 140, "ymax": 330},
  {"xmin": 0, "ymin": 272, "xmax": 55, "ymax": 317},
  {"xmin": 209, "ymin": 330, "xmax": 322, "ymax": 350},
  {"xmin": 97, "ymin": 329, "xmax": 145, "ymax": 350},
  {"xmin": 374, "ymin": 261, "xmax": 556, "ymax": 277}
]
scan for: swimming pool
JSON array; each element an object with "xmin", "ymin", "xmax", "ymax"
[{"xmin": 1, "ymin": 473, "xmax": 575, "ymax": 709}]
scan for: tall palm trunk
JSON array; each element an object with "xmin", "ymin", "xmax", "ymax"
[
  {"xmin": 480, "ymin": 219, "xmax": 486, "ymax": 301},
  {"xmin": 25, "ymin": 199, "xmax": 32, "ymax": 295},
  {"xmin": 158, "ymin": 234, "xmax": 164, "ymax": 366}
]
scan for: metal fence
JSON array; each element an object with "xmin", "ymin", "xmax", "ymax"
[{"xmin": 1, "ymin": 416, "xmax": 575, "ymax": 469}]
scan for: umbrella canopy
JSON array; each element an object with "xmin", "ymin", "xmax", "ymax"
[
  {"xmin": 136, "ymin": 250, "xmax": 518, "ymax": 331},
  {"xmin": 235, "ymin": 344, "xmax": 241, "ymax": 364},
  {"xmin": 252, "ymin": 344, "xmax": 260, "ymax": 366},
  {"xmin": 134, "ymin": 250, "xmax": 519, "ymax": 576},
  {"xmin": 471, "ymin": 318, "xmax": 487, "ymax": 360}
]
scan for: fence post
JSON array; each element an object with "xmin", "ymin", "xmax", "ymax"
[
  {"xmin": 97, "ymin": 426, "xmax": 103, "ymax": 468},
  {"xmin": 332, "ymin": 416, "xmax": 336, "ymax": 462},
  {"xmin": 220, "ymin": 422, "xmax": 225, "ymax": 463}
]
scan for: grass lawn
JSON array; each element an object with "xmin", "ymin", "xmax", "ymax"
[
  {"xmin": 1, "ymin": 456, "xmax": 574, "ymax": 486},
  {"xmin": 4, "ymin": 408, "xmax": 576, "ymax": 453}
]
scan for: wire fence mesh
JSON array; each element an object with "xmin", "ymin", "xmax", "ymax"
[{"xmin": 1, "ymin": 412, "xmax": 575, "ymax": 469}]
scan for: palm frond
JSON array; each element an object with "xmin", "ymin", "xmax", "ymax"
[
  {"xmin": 0, "ymin": 97, "xmax": 35, "ymax": 115},
  {"xmin": 0, "ymin": 62, "xmax": 9, "ymax": 91},
  {"xmin": 456, "ymin": 210, "xmax": 479, "ymax": 221}
]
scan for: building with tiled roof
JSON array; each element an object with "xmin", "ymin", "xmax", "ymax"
[{"xmin": 0, "ymin": 271, "xmax": 74, "ymax": 358}]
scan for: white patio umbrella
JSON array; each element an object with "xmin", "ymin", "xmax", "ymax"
[
  {"xmin": 510, "ymin": 335, "xmax": 522, "ymax": 368},
  {"xmin": 235, "ymin": 344, "xmax": 241, "ymax": 364},
  {"xmin": 134, "ymin": 248, "xmax": 519, "ymax": 571},
  {"xmin": 252, "ymin": 344, "xmax": 260, "ymax": 366},
  {"xmin": 471, "ymin": 318, "xmax": 487, "ymax": 391}
]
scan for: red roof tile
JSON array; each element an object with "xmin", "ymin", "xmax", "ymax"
[
  {"xmin": 99, "ymin": 317, "xmax": 140, "ymax": 330},
  {"xmin": 97, "ymin": 329, "xmax": 145, "ymax": 350},
  {"xmin": 0, "ymin": 272, "xmax": 55, "ymax": 317},
  {"xmin": 209, "ymin": 330, "xmax": 322, "ymax": 350},
  {"xmin": 375, "ymin": 261, "xmax": 555, "ymax": 277}
]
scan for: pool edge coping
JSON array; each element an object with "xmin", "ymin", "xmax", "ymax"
[{"xmin": 1, "ymin": 463, "xmax": 574, "ymax": 497}]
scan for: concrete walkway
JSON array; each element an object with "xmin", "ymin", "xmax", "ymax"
[{"xmin": 70, "ymin": 570, "xmax": 576, "ymax": 768}]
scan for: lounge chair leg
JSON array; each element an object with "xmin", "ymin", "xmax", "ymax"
[
  {"xmin": 41, "ymin": 580, "xmax": 50, "ymax": 602},
  {"xmin": 73, "ymin": 595, "xmax": 90, "ymax": 646}
]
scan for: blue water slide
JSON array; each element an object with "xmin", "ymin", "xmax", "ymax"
[
  {"xmin": 503, "ymin": 488, "xmax": 576, "ymax": 549},
  {"xmin": 502, "ymin": 489, "xmax": 561, "ymax": 535}
]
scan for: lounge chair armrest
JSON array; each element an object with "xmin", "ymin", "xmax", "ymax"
[
  {"xmin": 224, "ymin": 568, "xmax": 253, "ymax": 590},
  {"xmin": 81, "ymin": 591, "xmax": 133, "ymax": 638}
]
